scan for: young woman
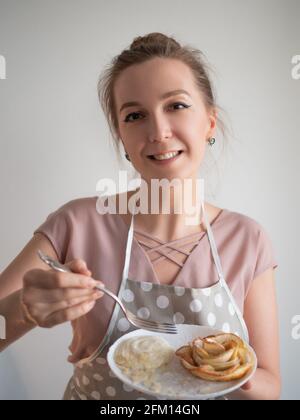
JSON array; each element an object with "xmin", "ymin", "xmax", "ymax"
[{"xmin": 0, "ymin": 33, "xmax": 280, "ymax": 400}]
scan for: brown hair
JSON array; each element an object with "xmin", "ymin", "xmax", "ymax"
[{"xmin": 97, "ymin": 32, "xmax": 231, "ymax": 178}]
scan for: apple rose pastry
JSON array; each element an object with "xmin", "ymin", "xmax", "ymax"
[{"xmin": 175, "ymin": 333, "xmax": 255, "ymax": 382}]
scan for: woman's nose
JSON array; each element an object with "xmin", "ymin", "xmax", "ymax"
[{"xmin": 147, "ymin": 116, "xmax": 172, "ymax": 143}]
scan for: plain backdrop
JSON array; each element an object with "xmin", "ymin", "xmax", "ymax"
[{"xmin": 0, "ymin": 0, "xmax": 299, "ymax": 400}]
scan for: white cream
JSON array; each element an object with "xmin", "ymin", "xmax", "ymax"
[{"xmin": 115, "ymin": 336, "xmax": 174, "ymax": 388}]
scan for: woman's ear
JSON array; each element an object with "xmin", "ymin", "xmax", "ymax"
[{"xmin": 207, "ymin": 107, "xmax": 217, "ymax": 138}]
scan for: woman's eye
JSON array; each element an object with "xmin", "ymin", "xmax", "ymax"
[
  {"xmin": 172, "ymin": 102, "xmax": 190, "ymax": 110},
  {"xmin": 123, "ymin": 102, "xmax": 191, "ymax": 123},
  {"xmin": 124, "ymin": 112, "xmax": 141, "ymax": 123}
]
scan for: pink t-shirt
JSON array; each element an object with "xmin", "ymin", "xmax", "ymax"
[{"xmin": 33, "ymin": 196, "xmax": 278, "ymax": 363}]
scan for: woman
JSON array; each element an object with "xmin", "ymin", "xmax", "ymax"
[{"xmin": 0, "ymin": 33, "xmax": 280, "ymax": 400}]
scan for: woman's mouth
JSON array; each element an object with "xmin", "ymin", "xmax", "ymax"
[{"xmin": 147, "ymin": 150, "xmax": 183, "ymax": 164}]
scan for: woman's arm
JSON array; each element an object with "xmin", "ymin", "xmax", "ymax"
[
  {"xmin": 228, "ymin": 267, "xmax": 281, "ymax": 400},
  {"xmin": 0, "ymin": 233, "xmax": 59, "ymax": 352}
]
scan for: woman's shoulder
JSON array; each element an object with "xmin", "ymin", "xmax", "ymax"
[
  {"xmin": 222, "ymin": 206, "xmax": 266, "ymax": 233},
  {"xmin": 220, "ymin": 206, "xmax": 276, "ymax": 257},
  {"xmin": 54, "ymin": 195, "xmax": 127, "ymax": 229},
  {"xmin": 55, "ymin": 195, "xmax": 98, "ymax": 213}
]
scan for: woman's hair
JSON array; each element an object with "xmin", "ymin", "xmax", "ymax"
[{"xmin": 97, "ymin": 32, "xmax": 232, "ymax": 193}]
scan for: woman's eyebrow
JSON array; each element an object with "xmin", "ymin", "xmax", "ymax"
[{"xmin": 119, "ymin": 89, "xmax": 191, "ymax": 113}]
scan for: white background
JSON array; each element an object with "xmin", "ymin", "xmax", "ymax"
[{"xmin": 0, "ymin": 0, "xmax": 299, "ymax": 399}]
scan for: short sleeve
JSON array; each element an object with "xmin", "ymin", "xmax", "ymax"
[
  {"xmin": 33, "ymin": 201, "xmax": 74, "ymax": 263},
  {"xmin": 253, "ymin": 225, "xmax": 278, "ymax": 280}
]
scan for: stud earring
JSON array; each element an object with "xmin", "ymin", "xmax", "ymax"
[{"xmin": 208, "ymin": 137, "xmax": 216, "ymax": 146}]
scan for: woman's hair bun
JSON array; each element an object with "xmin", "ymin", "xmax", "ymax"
[{"xmin": 130, "ymin": 32, "xmax": 181, "ymax": 50}]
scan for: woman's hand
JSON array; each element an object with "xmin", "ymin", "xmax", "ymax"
[
  {"xmin": 241, "ymin": 380, "xmax": 253, "ymax": 391},
  {"xmin": 20, "ymin": 259, "xmax": 104, "ymax": 328}
]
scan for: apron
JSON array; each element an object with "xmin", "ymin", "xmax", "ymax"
[{"xmin": 63, "ymin": 200, "xmax": 249, "ymax": 400}]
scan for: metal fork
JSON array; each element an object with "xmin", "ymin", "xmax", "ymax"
[{"xmin": 37, "ymin": 250, "xmax": 178, "ymax": 334}]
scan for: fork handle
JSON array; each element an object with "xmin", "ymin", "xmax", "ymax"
[
  {"xmin": 94, "ymin": 284, "xmax": 128, "ymax": 316},
  {"xmin": 54, "ymin": 263, "xmax": 128, "ymax": 317},
  {"xmin": 40, "ymin": 255, "xmax": 128, "ymax": 318}
]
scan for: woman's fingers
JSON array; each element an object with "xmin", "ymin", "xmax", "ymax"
[
  {"xmin": 64, "ymin": 259, "xmax": 92, "ymax": 277},
  {"xmin": 38, "ymin": 298, "xmax": 99, "ymax": 328},
  {"xmin": 30, "ymin": 290, "xmax": 103, "ymax": 319},
  {"xmin": 25, "ymin": 286, "xmax": 103, "ymax": 304},
  {"xmin": 24, "ymin": 268, "xmax": 101, "ymax": 290},
  {"xmin": 241, "ymin": 380, "xmax": 252, "ymax": 390},
  {"xmin": 21, "ymin": 259, "xmax": 105, "ymax": 328}
]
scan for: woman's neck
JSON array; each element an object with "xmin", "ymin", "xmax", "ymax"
[{"xmin": 126, "ymin": 178, "xmax": 208, "ymax": 242}]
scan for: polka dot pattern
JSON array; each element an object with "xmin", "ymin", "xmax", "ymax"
[
  {"xmin": 137, "ymin": 307, "xmax": 150, "ymax": 319},
  {"xmin": 201, "ymin": 287, "xmax": 211, "ymax": 297},
  {"xmin": 156, "ymin": 295, "xmax": 169, "ymax": 309},
  {"xmin": 96, "ymin": 357, "xmax": 106, "ymax": 365},
  {"xmin": 140, "ymin": 282, "xmax": 153, "ymax": 292},
  {"xmin": 122, "ymin": 289, "xmax": 134, "ymax": 302},
  {"xmin": 214, "ymin": 293, "xmax": 223, "ymax": 308},
  {"xmin": 123, "ymin": 383, "xmax": 134, "ymax": 392},
  {"xmin": 228, "ymin": 302, "xmax": 235, "ymax": 317},
  {"xmin": 173, "ymin": 312, "xmax": 185, "ymax": 324},
  {"xmin": 190, "ymin": 299, "xmax": 203, "ymax": 313},
  {"xmin": 174, "ymin": 286, "xmax": 185, "ymax": 296},
  {"xmin": 222, "ymin": 322, "xmax": 231, "ymax": 333},
  {"xmin": 91, "ymin": 391, "xmax": 101, "ymax": 400},
  {"xmin": 207, "ymin": 312, "xmax": 216, "ymax": 326},
  {"xmin": 106, "ymin": 386, "xmax": 116, "ymax": 397},
  {"xmin": 93, "ymin": 374, "xmax": 103, "ymax": 382},
  {"xmin": 82, "ymin": 375, "xmax": 90, "ymax": 386},
  {"xmin": 117, "ymin": 317, "xmax": 130, "ymax": 332}
]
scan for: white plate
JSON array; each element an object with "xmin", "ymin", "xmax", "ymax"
[{"xmin": 107, "ymin": 325, "xmax": 257, "ymax": 400}]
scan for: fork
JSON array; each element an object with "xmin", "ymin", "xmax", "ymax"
[{"xmin": 37, "ymin": 250, "xmax": 178, "ymax": 334}]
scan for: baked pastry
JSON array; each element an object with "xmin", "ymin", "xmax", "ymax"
[{"xmin": 175, "ymin": 333, "xmax": 255, "ymax": 382}]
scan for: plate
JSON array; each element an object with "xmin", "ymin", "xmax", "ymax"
[{"xmin": 107, "ymin": 325, "xmax": 257, "ymax": 400}]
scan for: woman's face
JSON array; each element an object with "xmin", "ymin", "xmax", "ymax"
[{"xmin": 114, "ymin": 57, "xmax": 216, "ymax": 182}]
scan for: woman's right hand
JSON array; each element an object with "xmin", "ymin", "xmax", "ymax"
[{"xmin": 20, "ymin": 259, "xmax": 104, "ymax": 328}]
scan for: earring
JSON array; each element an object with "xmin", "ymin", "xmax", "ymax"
[
  {"xmin": 125, "ymin": 153, "xmax": 131, "ymax": 162},
  {"xmin": 208, "ymin": 137, "xmax": 216, "ymax": 146}
]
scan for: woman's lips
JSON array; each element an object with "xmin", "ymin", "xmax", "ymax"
[{"xmin": 147, "ymin": 150, "xmax": 183, "ymax": 165}]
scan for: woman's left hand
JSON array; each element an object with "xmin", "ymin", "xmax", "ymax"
[{"xmin": 241, "ymin": 380, "xmax": 253, "ymax": 391}]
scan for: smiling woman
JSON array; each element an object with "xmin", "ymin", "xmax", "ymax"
[
  {"xmin": 0, "ymin": 32, "xmax": 280, "ymax": 401},
  {"xmin": 98, "ymin": 33, "xmax": 228, "ymax": 177}
]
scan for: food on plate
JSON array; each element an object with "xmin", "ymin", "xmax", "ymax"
[
  {"xmin": 175, "ymin": 333, "xmax": 255, "ymax": 382},
  {"xmin": 114, "ymin": 335, "xmax": 174, "ymax": 390}
]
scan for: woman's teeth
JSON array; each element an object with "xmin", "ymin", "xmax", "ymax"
[{"xmin": 151, "ymin": 151, "xmax": 180, "ymax": 161}]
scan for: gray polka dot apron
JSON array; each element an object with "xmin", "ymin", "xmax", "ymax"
[{"xmin": 63, "ymin": 201, "xmax": 249, "ymax": 400}]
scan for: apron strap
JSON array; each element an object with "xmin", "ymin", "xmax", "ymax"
[
  {"xmin": 121, "ymin": 198, "xmax": 136, "ymax": 283},
  {"xmin": 201, "ymin": 201, "xmax": 225, "ymax": 281},
  {"xmin": 201, "ymin": 201, "xmax": 249, "ymax": 342}
]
